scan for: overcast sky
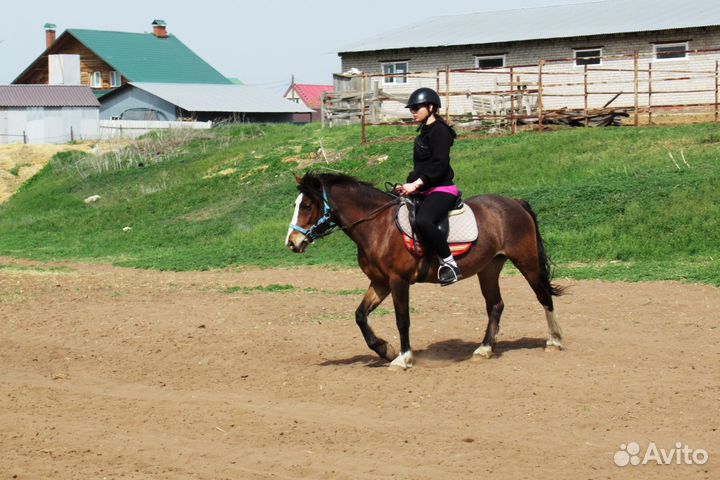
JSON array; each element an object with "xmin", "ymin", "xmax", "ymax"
[{"xmin": 1, "ymin": 0, "xmax": 593, "ymax": 93}]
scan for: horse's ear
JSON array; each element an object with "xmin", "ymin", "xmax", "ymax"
[{"xmin": 294, "ymin": 174, "xmax": 303, "ymax": 185}]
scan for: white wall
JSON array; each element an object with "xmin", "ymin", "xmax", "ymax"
[{"xmin": 0, "ymin": 107, "xmax": 99, "ymax": 144}]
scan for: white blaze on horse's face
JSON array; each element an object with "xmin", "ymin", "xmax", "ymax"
[{"xmin": 285, "ymin": 193, "xmax": 305, "ymax": 252}]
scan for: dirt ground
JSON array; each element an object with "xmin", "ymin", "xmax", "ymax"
[{"xmin": 0, "ymin": 257, "xmax": 717, "ymax": 479}]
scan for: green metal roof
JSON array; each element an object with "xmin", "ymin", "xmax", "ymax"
[{"xmin": 67, "ymin": 29, "xmax": 231, "ymax": 84}]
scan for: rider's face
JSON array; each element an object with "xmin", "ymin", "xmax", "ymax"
[{"xmin": 410, "ymin": 104, "xmax": 430, "ymax": 123}]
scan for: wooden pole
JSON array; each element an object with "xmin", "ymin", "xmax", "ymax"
[
  {"xmin": 633, "ymin": 50, "xmax": 639, "ymax": 127},
  {"xmin": 510, "ymin": 67, "xmax": 517, "ymax": 134},
  {"xmin": 648, "ymin": 63, "xmax": 653, "ymax": 125},
  {"xmin": 583, "ymin": 65, "xmax": 589, "ymax": 128},
  {"xmin": 360, "ymin": 74, "xmax": 366, "ymax": 144},
  {"xmin": 321, "ymin": 93, "xmax": 326, "ymax": 128},
  {"xmin": 715, "ymin": 60, "xmax": 719, "ymax": 123},
  {"xmin": 436, "ymin": 68, "xmax": 441, "ymax": 94},
  {"xmin": 445, "ymin": 64, "xmax": 451, "ymax": 123},
  {"xmin": 538, "ymin": 59, "xmax": 544, "ymax": 132}
]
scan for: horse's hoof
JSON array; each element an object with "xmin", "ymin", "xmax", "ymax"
[
  {"xmin": 380, "ymin": 342, "xmax": 397, "ymax": 362},
  {"xmin": 472, "ymin": 345, "xmax": 494, "ymax": 359},
  {"xmin": 545, "ymin": 338, "xmax": 563, "ymax": 351},
  {"xmin": 389, "ymin": 351, "xmax": 413, "ymax": 370}
]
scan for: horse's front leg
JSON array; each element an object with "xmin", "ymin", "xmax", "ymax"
[
  {"xmin": 355, "ymin": 282, "xmax": 396, "ymax": 362},
  {"xmin": 388, "ymin": 278, "xmax": 413, "ymax": 370}
]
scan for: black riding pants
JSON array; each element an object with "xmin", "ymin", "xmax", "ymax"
[{"xmin": 414, "ymin": 192, "xmax": 457, "ymax": 258}]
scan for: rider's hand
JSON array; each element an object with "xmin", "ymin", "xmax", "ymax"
[{"xmin": 397, "ymin": 179, "xmax": 423, "ymax": 196}]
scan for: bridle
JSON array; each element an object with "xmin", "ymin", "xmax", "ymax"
[
  {"xmin": 288, "ymin": 188, "xmax": 339, "ymax": 244},
  {"xmin": 288, "ymin": 186, "xmax": 401, "ymax": 245}
]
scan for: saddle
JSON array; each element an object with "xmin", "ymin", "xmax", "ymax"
[{"xmin": 395, "ymin": 196, "xmax": 478, "ymax": 257}]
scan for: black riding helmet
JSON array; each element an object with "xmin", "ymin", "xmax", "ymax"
[{"xmin": 405, "ymin": 87, "xmax": 442, "ymax": 109}]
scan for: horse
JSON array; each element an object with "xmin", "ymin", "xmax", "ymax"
[{"xmin": 285, "ymin": 172, "xmax": 564, "ymax": 369}]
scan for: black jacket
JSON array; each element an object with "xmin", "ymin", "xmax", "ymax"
[{"xmin": 407, "ymin": 121, "xmax": 457, "ymax": 190}]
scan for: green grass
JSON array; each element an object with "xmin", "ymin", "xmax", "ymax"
[{"xmin": 0, "ymin": 122, "xmax": 718, "ymax": 286}]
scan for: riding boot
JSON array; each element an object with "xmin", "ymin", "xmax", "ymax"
[{"xmin": 438, "ymin": 263, "xmax": 461, "ymax": 286}]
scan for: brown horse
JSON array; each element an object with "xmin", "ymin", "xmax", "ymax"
[{"xmin": 285, "ymin": 172, "xmax": 564, "ymax": 369}]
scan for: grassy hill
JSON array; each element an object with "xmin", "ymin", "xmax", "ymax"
[{"xmin": 0, "ymin": 122, "xmax": 718, "ymax": 286}]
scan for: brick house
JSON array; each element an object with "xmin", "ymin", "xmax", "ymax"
[{"xmin": 338, "ymin": 0, "xmax": 720, "ymax": 119}]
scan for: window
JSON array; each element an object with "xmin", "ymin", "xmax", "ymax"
[
  {"xmin": 91, "ymin": 71, "xmax": 102, "ymax": 87},
  {"xmin": 110, "ymin": 71, "xmax": 121, "ymax": 87},
  {"xmin": 654, "ymin": 42, "xmax": 688, "ymax": 61},
  {"xmin": 574, "ymin": 48, "xmax": 602, "ymax": 66},
  {"xmin": 382, "ymin": 61, "xmax": 408, "ymax": 84},
  {"xmin": 475, "ymin": 55, "xmax": 505, "ymax": 69}
]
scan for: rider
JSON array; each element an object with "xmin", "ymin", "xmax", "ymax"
[{"xmin": 396, "ymin": 87, "xmax": 461, "ymax": 286}]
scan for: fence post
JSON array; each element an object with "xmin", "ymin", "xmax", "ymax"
[
  {"xmin": 648, "ymin": 62, "xmax": 653, "ymax": 125},
  {"xmin": 633, "ymin": 50, "xmax": 639, "ymax": 127},
  {"xmin": 445, "ymin": 64, "xmax": 451, "ymax": 123},
  {"xmin": 584, "ymin": 65, "xmax": 589, "ymax": 128},
  {"xmin": 70, "ymin": 126, "xmax": 74, "ymax": 142},
  {"xmin": 715, "ymin": 60, "xmax": 719, "ymax": 123},
  {"xmin": 538, "ymin": 59, "xmax": 544, "ymax": 132},
  {"xmin": 321, "ymin": 93, "xmax": 326, "ymax": 129},
  {"xmin": 23, "ymin": 131, "xmax": 27, "ymax": 144},
  {"xmin": 360, "ymin": 74, "xmax": 367, "ymax": 144},
  {"xmin": 510, "ymin": 67, "xmax": 517, "ymax": 134}
]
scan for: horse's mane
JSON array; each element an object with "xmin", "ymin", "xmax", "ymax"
[{"xmin": 298, "ymin": 172, "xmax": 389, "ymax": 202}]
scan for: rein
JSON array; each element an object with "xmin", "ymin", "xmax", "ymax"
[{"xmin": 289, "ymin": 186, "xmax": 401, "ymax": 244}]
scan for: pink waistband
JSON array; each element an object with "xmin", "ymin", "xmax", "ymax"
[{"xmin": 420, "ymin": 185, "xmax": 459, "ymax": 196}]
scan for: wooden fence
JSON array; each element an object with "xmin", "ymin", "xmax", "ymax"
[{"xmin": 322, "ymin": 48, "xmax": 720, "ymax": 143}]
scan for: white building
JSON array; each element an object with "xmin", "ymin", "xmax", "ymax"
[{"xmin": 0, "ymin": 85, "xmax": 99, "ymax": 144}]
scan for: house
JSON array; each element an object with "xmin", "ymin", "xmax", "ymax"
[
  {"xmin": 99, "ymin": 83, "xmax": 313, "ymax": 123},
  {"xmin": 338, "ymin": 0, "xmax": 720, "ymax": 119},
  {"xmin": 13, "ymin": 20, "xmax": 231, "ymax": 98},
  {"xmin": 0, "ymin": 85, "xmax": 99, "ymax": 144},
  {"xmin": 284, "ymin": 83, "xmax": 334, "ymax": 122}
]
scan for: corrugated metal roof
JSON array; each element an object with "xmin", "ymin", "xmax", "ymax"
[
  {"xmin": 0, "ymin": 85, "xmax": 100, "ymax": 107},
  {"xmin": 113, "ymin": 83, "xmax": 313, "ymax": 113},
  {"xmin": 13, "ymin": 29, "xmax": 232, "ymax": 85},
  {"xmin": 340, "ymin": 0, "xmax": 720, "ymax": 53},
  {"xmin": 285, "ymin": 84, "xmax": 334, "ymax": 110},
  {"xmin": 67, "ymin": 29, "xmax": 231, "ymax": 84}
]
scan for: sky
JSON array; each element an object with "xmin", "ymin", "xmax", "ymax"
[{"xmin": 0, "ymin": 0, "xmax": 595, "ymax": 93}]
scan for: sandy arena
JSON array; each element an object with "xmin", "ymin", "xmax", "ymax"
[{"xmin": 0, "ymin": 258, "xmax": 717, "ymax": 479}]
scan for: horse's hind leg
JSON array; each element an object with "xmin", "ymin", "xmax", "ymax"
[
  {"xmin": 355, "ymin": 282, "xmax": 396, "ymax": 362},
  {"xmin": 511, "ymin": 255, "xmax": 563, "ymax": 350},
  {"xmin": 473, "ymin": 256, "xmax": 506, "ymax": 358}
]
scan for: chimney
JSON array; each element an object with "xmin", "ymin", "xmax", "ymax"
[
  {"xmin": 44, "ymin": 23, "xmax": 57, "ymax": 49},
  {"xmin": 152, "ymin": 19, "xmax": 168, "ymax": 38}
]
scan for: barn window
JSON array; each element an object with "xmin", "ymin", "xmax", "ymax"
[
  {"xmin": 475, "ymin": 55, "xmax": 505, "ymax": 69},
  {"xmin": 574, "ymin": 48, "xmax": 602, "ymax": 66},
  {"xmin": 654, "ymin": 42, "xmax": 688, "ymax": 61},
  {"xmin": 382, "ymin": 61, "xmax": 408, "ymax": 84},
  {"xmin": 110, "ymin": 71, "xmax": 121, "ymax": 87},
  {"xmin": 91, "ymin": 71, "xmax": 102, "ymax": 87}
]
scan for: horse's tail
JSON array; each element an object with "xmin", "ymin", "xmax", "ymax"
[{"xmin": 518, "ymin": 199, "xmax": 565, "ymax": 297}]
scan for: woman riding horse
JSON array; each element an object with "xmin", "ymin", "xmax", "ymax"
[
  {"xmin": 396, "ymin": 87, "xmax": 461, "ymax": 286},
  {"xmin": 286, "ymin": 172, "xmax": 564, "ymax": 370}
]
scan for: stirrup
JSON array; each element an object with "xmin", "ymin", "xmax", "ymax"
[{"xmin": 438, "ymin": 264, "xmax": 460, "ymax": 286}]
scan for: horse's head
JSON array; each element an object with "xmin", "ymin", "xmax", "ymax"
[{"xmin": 285, "ymin": 173, "xmax": 331, "ymax": 253}]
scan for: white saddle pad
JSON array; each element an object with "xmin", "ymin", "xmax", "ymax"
[{"xmin": 396, "ymin": 202, "xmax": 478, "ymax": 243}]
